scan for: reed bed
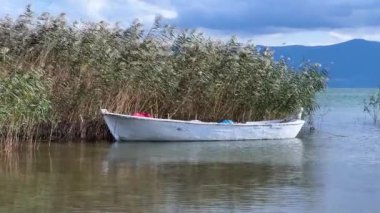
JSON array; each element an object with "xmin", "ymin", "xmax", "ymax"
[{"xmin": 0, "ymin": 7, "xmax": 327, "ymax": 146}]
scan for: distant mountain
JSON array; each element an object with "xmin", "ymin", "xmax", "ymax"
[{"xmin": 269, "ymin": 39, "xmax": 380, "ymax": 88}]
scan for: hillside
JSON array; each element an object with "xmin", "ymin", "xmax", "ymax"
[{"xmin": 270, "ymin": 39, "xmax": 380, "ymax": 87}]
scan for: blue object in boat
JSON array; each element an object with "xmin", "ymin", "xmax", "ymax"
[{"xmin": 218, "ymin": 119, "xmax": 234, "ymax": 124}]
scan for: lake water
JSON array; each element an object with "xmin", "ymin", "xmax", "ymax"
[{"xmin": 1, "ymin": 89, "xmax": 380, "ymax": 212}]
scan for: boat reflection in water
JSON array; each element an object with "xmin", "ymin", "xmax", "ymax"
[
  {"xmin": 105, "ymin": 139, "xmax": 304, "ymax": 166},
  {"xmin": 103, "ymin": 139, "xmax": 313, "ymax": 212}
]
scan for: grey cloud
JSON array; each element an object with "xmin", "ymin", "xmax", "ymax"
[{"xmin": 165, "ymin": 0, "xmax": 380, "ymax": 34}]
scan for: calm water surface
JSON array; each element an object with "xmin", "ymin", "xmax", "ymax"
[{"xmin": 1, "ymin": 89, "xmax": 380, "ymax": 212}]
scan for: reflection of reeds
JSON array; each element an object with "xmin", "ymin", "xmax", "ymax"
[
  {"xmin": 0, "ymin": 6, "xmax": 327, "ymax": 145},
  {"xmin": 0, "ymin": 145, "xmax": 40, "ymax": 173},
  {"xmin": 0, "ymin": 143, "xmax": 311, "ymax": 212},
  {"xmin": 0, "ymin": 151, "xmax": 20, "ymax": 174}
]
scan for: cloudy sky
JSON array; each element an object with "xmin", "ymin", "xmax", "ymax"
[{"xmin": 1, "ymin": 0, "xmax": 380, "ymax": 46}]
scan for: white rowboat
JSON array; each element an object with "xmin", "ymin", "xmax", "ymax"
[{"xmin": 101, "ymin": 109, "xmax": 305, "ymax": 141}]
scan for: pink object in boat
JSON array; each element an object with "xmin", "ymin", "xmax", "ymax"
[{"xmin": 132, "ymin": 112, "xmax": 152, "ymax": 118}]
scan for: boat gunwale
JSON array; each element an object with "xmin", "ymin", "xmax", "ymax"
[{"xmin": 101, "ymin": 109, "xmax": 305, "ymax": 127}]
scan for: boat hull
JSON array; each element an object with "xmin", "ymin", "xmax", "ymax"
[{"xmin": 101, "ymin": 109, "xmax": 305, "ymax": 141}]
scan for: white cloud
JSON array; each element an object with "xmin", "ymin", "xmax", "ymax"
[
  {"xmin": 0, "ymin": 0, "xmax": 29, "ymax": 16},
  {"xmin": 77, "ymin": 0, "xmax": 178, "ymax": 24},
  {"xmin": 200, "ymin": 27, "xmax": 380, "ymax": 46},
  {"xmin": 0, "ymin": 0, "xmax": 177, "ymax": 27},
  {"xmin": 198, "ymin": 28, "xmax": 341, "ymax": 46},
  {"xmin": 331, "ymin": 27, "xmax": 380, "ymax": 41},
  {"xmin": 329, "ymin": 32, "xmax": 354, "ymax": 41},
  {"xmin": 83, "ymin": 0, "xmax": 108, "ymax": 20},
  {"xmin": 252, "ymin": 31, "xmax": 345, "ymax": 46},
  {"xmin": 253, "ymin": 27, "xmax": 380, "ymax": 46},
  {"xmin": 127, "ymin": 0, "xmax": 177, "ymax": 19}
]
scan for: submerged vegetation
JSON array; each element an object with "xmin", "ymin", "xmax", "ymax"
[
  {"xmin": 364, "ymin": 88, "xmax": 380, "ymax": 123},
  {"xmin": 0, "ymin": 6, "xmax": 327, "ymax": 146}
]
